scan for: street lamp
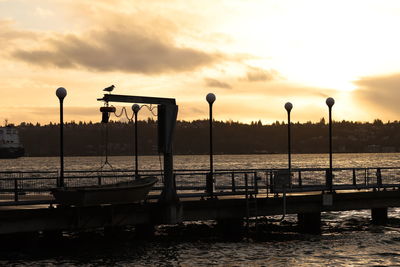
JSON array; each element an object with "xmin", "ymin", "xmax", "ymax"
[
  {"xmin": 132, "ymin": 104, "xmax": 140, "ymax": 180},
  {"xmin": 284, "ymin": 102, "xmax": 293, "ymax": 171},
  {"xmin": 56, "ymin": 87, "xmax": 67, "ymax": 187},
  {"xmin": 206, "ymin": 93, "xmax": 216, "ymax": 197},
  {"xmin": 326, "ymin": 97, "xmax": 335, "ymax": 193}
]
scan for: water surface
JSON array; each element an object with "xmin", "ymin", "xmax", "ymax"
[{"xmin": 1, "ymin": 153, "xmax": 400, "ymax": 266}]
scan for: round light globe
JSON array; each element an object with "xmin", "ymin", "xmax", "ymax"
[
  {"xmin": 326, "ymin": 97, "xmax": 335, "ymax": 107},
  {"xmin": 132, "ymin": 104, "xmax": 140, "ymax": 113},
  {"xmin": 206, "ymin": 93, "xmax": 216, "ymax": 104},
  {"xmin": 284, "ymin": 102, "xmax": 293, "ymax": 112},
  {"xmin": 56, "ymin": 87, "xmax": 67, "ymax": 100}
]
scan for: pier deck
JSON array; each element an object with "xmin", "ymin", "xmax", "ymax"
[
  {"xmin": 0, "ymin": 190, "xmax": 398, "ymax": 234},
  {"xmin": 0, "ymin": 167, "xmax": 399, "ymax": 234}
]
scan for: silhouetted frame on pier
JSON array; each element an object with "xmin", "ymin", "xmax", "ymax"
[{"xmin": 98, "ymin": 94, "xmax": 179, "ymax": 209}]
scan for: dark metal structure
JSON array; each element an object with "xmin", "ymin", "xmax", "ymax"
[
  {"xmin": 326, "ymin": 97, "xmax": 335, "ymax": 193},
  {"xmin": 98, "ymin": 94, "xmax": 179, "ymax": 222},
  {"xmin": 206, "ymin": 93, "xmax": 216, "ymax": 197},
  {"xmin": 132, "ymin": 104, "xmax": 140, "ymax": 180},
  {"xmin": 284, "ymin": 102, "xmax": 293, "ymax": 171},
  {"xmin": 56, "ymin": 87, "xmax": 67, "ymax": 187}
]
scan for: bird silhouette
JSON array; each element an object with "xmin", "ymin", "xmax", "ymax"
[{"xmin": 103, "ymin": 85, "xmax": 115, "ymax": 93}]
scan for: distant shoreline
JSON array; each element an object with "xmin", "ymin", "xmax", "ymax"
[
  {"xmin": 12, "ymin": 120, "xmax": 400, "ymax": 156},
  {"xmin": 12, "ymin": 151, "xmax": 400, "ymax": 158}
]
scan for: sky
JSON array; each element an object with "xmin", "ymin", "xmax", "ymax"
[{"xmin": 1, "ymin": 0, "xmax": 400, "ymax": 125}]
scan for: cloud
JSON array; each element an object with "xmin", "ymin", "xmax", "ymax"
[
  {"xmin": 35, "ymin": 7, "xmax": 54, "ymax": 18},
  {"xmin": 0, "ymin": 19, "xmax": 37, "ymax": 43},
  {"xmin": 242, "ymin": 66, "xmax": 281, "ymax": 82},
  {"xmin": 2, "ymin": 4, "xmax": 239, "ymax": 75},
  {"xmin": 204, "ymin": 78, "xmax": 232, "ymax": 89},
  {"xmin": 353, "ymin": 73, "xmax": 400, "ymax": 116},
  {"xmin": 0, "ymin": 106, "xmax": 100, "ymax": 125},
  {"xmin": 12, "ymin": 26, "xmax": 224, "ymax": 74}
]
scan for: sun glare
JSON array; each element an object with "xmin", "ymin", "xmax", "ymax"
[
  {"xmin": 2, "ymin": 0, "xmax": 400, "ymax": 124},
  {"xmin": 216, "ymin": 0, "xmax": 400, "ymax": 96}
]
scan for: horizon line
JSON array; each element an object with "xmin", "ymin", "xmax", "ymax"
[{"xmin": 3, "ymin": 117, "xmax": 393, "ymax": 127}]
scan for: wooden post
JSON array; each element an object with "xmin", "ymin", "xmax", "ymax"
[
  {"xmin": 254, "ymin": 171, "xmax": 258, "ymax": 195},
  {"xmin": 376, "ymin": 168, "xmax": 382, "ymax": 190},
  {"xmin": 14, "ymin": 178, "xmax": 18, "ymax": 202},
  {"xmin": 245, "ymin": 173, "xmax": 249, "ymax": 199},
  {"xmin": 231, "ymin": 172, "xmax": 236, "ymax": 192},
  {"xmin": 298, "ymin": 170, "xmax": 302, "ymax": 187},
  {"xmin": 325, "ymin": 169, "xmax": 332, "ymax": 192}
]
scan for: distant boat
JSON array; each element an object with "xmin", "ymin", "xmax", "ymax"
[
  {"xmin": 51, "ymin": 176, "xmax": 158, "ymax": 206},
  {"xmin": 0, "ymin": 125, "xmax": 24, "ymax": 159}
]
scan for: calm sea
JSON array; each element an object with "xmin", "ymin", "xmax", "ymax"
[{"xmin": 1, "ymin": 153, "xmax": 400, "ymax": 266}]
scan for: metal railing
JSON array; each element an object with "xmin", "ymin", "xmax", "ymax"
[{"xmin": 0, "ymin": 166, "xmax": 399, "ymax": 206}]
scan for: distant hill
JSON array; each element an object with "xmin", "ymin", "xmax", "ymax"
[{"xmin": 15, "ymin": 118, "xmax": 400, "ymax": 157}]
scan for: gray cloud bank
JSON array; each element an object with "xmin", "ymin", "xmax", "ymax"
[{"xmin": 12, "ymin": 27, "xmax": 223, "ymax": 74}]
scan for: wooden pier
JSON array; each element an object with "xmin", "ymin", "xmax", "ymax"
[
  {"xmin": 0, "ymin": 92, "xmax": 389, "ymax": 237},
  {"xmin": 0, "ymin": 167, "xmax": 399, "ymax": 235}
]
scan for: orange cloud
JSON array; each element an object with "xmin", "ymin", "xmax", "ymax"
[
  {"xmin": 242, "ymin": 66, "xmax": 281, "ymax": 82},
  {"xmin": 204, "ymin": 78, "xmax": 232, "ymax": 89},
  {"xmin": 0, "ymin": 19, "xmax": 37, "ymax": 48}
]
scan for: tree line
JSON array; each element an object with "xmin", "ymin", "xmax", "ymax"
[{"xmin": 13, "ymin": 118, "xmax": 400, "ymax": 157}]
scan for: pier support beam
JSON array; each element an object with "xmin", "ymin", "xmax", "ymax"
[
  {"xmin": 135, "ymin": 223, "xmax": 156, "ymax": 238},
  {"xmin": 104, "ymin": 225, "xmax": 126, "ymax": 238},
  {"xmin": 371, "ymin": 207, "xmax": 388, "ymax": 225},
  {"xmin": 42, "ymin": 230, "xmax": 63, "ymax": 241},
  {"xmin": 297, "ymin": 212, "xmax": 321, "ymax": 234},
  {"xmin": 216, "ymin": 218, "xmax": 244, "ymax": 240}
]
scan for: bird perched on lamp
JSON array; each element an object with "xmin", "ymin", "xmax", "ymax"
[{"xmin": 103, "ymin": 85, "xmax": 115, "ymax": 93}]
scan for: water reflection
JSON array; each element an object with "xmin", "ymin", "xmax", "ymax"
[
  {"xmin": 1, "ymin": 153, "xmax": 400, "ymax": 266},
  {"xmin": 1, "ymin": 214, "xmax": 400, "ymax": 266},
  {"xmin": 1, "ymin": 153, "xmax": 400, "ymax": 171}
]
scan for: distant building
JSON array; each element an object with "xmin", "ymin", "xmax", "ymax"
[
  {"xmin": 366, "ymin": 144, "xmax": 380, "ymax": 153},
  {"xmin": 382, "ymin": 146, "xmax": 396, "ymax": 153}
]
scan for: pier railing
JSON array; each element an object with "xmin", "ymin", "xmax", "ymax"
[{"xmin": 0, "ymin": 167, "xmax": 400, "ymax": 206}]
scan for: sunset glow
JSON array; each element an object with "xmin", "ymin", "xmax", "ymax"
[{"xmin": 1, "ymin": 0, "xmax": 400, "ymax": 124}]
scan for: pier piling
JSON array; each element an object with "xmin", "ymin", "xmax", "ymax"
[
  {"xmin": 135, "ymin": 223, "xmax": 156, "ymax": 238},
  {"xmin": 297, "ymin": 212, "xmax": 321, "ymax": 234},
  {"xmin": 371, "ymin": 207, "xmax": 388, "ymax": 225},
  {"xmin": 216, "ymin": 218, "xmax": 244, "ymax": 240}
]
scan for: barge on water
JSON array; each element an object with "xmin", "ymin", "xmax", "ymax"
[{"xmin": 0, "ymin": 124, "xmax": 24, "ymax": 159}]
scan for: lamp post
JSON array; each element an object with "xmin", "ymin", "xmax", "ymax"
[
  {"xmin": 284, "ymin": 102, "xmax": 293, "ymax": 172},
  {"xmin": 132, "ymin": 104, "xmax": 140, "ymax": 180},
  {"xmin": 56, "ymin": 87, "xmax": 67, "ymax": 187},
  {"xmin": 206, "ymin": 93, "xmax": 216, "ymax": 197},
  {"xmin": 326, "ymin": 97, "xmax": 335, "ymax": 193}
]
